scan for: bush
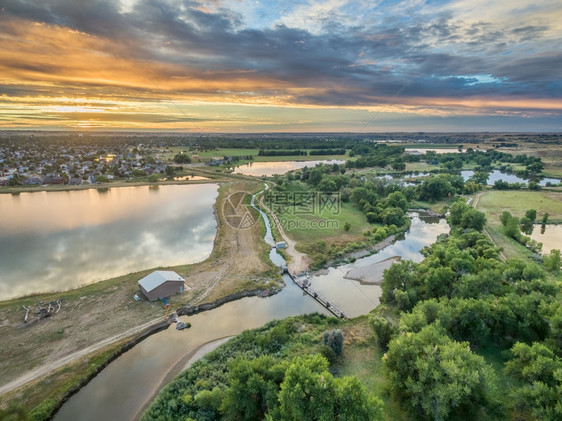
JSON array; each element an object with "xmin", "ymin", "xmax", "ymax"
[{"xmin": 322, "ymin": 329, "xmax": 344, "ymax": 356}]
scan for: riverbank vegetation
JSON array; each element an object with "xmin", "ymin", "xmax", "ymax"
[{"xmin": 145, "ymin": 203, "xmax": 562, "ymax": 420}]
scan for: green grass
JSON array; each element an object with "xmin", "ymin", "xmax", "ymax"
[
  {"xmin": 477, "ymin": 190, "xmax": 562, "ymax": 223},
  {"xmin": 278, "ymin": 201, "xmax": 369, "ymax": 243}
]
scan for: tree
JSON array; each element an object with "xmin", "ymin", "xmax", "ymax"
[
  {"xmin": 520, "ymin": 216, "xmax": 533, "ymax": 235},
  {"xmin": 386, "ymin": 191, "xmax": 408, "ymax": 212},
  {"xmin": 277, "ymin": 354, "xmax": 383, "ymax": 421},
  {"xmin": 500, "ymin": 211, "xmax": 512, "ymax": 226},
  {"xmin": 173, "ymin": 153, "xmax": 192, "ymax": 164},
  {"xmin": 504, "ymin": 215, "xmax": 520, "ymax": 239},
  {"xmin": 505, "ymin": 342, "xmax": 562, "ymax": 420},
  {"xmin": 322, "ymin": 329, "xmax": 344, "ymax": 356},
  {"xmin": 308, "ymin": 169, "xmax": 323, "ymax": 186},
  {"xmin": 165, "ymin": 165, "xmax": 175, "ymax": 178},
  {"xmin": 382, "ymin": 207, "xmax": 406, "ymax": 226},
  {"xmin": 543, "ymin": 249, "xmax": 561, "ymax": 272},
  {"xmin": 368, "ymin": 314, "xmax": 395, "ymax": 349},
  {"xmin": 220, "ymin": 356, "xmax": 287, "ymax": 420},
  {"xmin": 384, "ymin": 325, "xmax": 496, "ymax": 421},
  {"xmin": 317, "ymin": 178, "xmax": 337, "ymax": 192},
  {"xmin": 525, "ymin": 209, "xmax": 537, "ymax": 221},
  {"xmin": 343, "ymin": 222, "xmax": 351, "ymax": 231}
]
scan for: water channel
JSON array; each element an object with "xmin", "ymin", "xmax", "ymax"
[{"xmin": 54, "ymin": 187, "xmax": 449, "ymax": 420}]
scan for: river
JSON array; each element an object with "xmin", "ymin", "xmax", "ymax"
[
  {"xmin": 54, "ymin": 192, "xmax": 449, "ymax": 420},
  {"xmin": 0, "ymin": 184, "xmax": 219, "ymax": 300}
]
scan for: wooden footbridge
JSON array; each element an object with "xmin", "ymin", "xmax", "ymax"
[{"xmin": 284, "ymin": 269, "xmax": 347, "ymax": 319}]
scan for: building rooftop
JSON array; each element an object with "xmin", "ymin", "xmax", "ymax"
[{"xmin": 138, "ymin": 270, "xmax": 184, "ymax": 292}]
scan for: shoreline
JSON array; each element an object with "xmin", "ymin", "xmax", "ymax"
[
  {"xmin": 0, "ymin": 177, "xmax": 226, "ymax": 195},
  {"xmin": 134, "ymin": 336, "xmax": 233, "ymax": 420}
]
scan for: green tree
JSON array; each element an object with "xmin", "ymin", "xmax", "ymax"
[
  {"xmin": 525, "ymin": 209, "xmax": 537, "ymax": 221},
  {"xmin": 343, "ymin": 222, "xmax": 351, "ymax": 231},
  {"xmin": 500, "ymin": 211, "xmax": 512, "ymax": 226},
  {"xmin": 368, "ymin": 314, "xmax": 395, "ymax": 349},
  {"xmin": 276, "ymin": 354, "xmax": 382, "ymax": 421},
  {"xmin": 504, "ymin": 215, "xmax": 520, "ymax": 239},
  {"xmin": 173, "ymin": 153, "xmax": 192, "ymax": 163},
  {"xmin": 543, "ymin": 249, "xmax": 561, "ymax": 272},
  {"xmin": 322, "ymin": 329, "xmax": 344, "ymax": 356},
  {"xmin": 165, "ymin": 165, "xmax": 175, "ymax": 178},
  {"xmin": 384, "ymin": 325, "xmax": 496, "ymax": 421},
  {"xmin": 382, "ymin": 207, "xmax": 406, "ymax": 226},
  {"xmin": 505, "ymin": 342, "xmax": 562, "ymax": 420},
  {"xmin": 520, "ymin": 216, "xmax": 533, "ymax": 235},
  {"xmin": 386, "ymin": 191, "xmax": 408, "ymax": 211},
  {"xmin": 220, "ymin": 356, "xmax": 287, "ymax": 420}
]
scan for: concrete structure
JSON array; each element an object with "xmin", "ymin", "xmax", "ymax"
[{"xmin": 138, "ymin": 271, "xmax": 187, "ymax": 301}]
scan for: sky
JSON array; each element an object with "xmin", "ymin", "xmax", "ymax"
[{"xmin": 0, "ymin": 0, "xmax": 561, "ymax": 132}]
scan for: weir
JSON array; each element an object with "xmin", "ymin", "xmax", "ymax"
[{"xmin": 285, "ymin": 270, "xmax": 347, "ymax": 319}]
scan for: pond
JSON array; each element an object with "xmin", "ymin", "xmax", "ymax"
[
  {"xmin": 0, "ymin": 184, "xmax": 219, "ymax": 300},
  {"xmin": 406, "ymin": 147, "xmax": 465, "ymax": 154},
  {"xmin": 461, "ymin": 170, "xmax": 560, "ymax": 186},
  {"xmin": 234, "ymin": 160, "xmax": 345, "ymax": 177},
  {"xmin": 530, "ymin": 224, "xmax": 562, "ymax": 254},
  {"xmin": 54, "ymin": 208, "xmax": 449, "ymax": 421}
]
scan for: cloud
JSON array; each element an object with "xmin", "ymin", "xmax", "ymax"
[{"xmin": 0, "ymin": 0, "xmax": 561, "ymax": 131}]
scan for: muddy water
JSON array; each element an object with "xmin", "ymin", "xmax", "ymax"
[
  {"xmin": 54, "ymin": 204, "xmax": 449, "ymax": 421},
  {"xmin": 530, "ymin": 224, "xmax": 562, "ymax": 254},
  {"xmin": 0, "ymin": 184, "xmax": 219, "ymax": 300}
]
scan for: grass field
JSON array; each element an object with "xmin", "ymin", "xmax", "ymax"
[
  {"xmin": 474, "ymin": 190, "xmax": 562, "ymax": 261},
  {"xmin": 275, "ymin": 200, "xmax": 370, "ymax": 244},
  {"xmin": 476, "ymin": 190, "xmax": 562, "ymax": 223}
]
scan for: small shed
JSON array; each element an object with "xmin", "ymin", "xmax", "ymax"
[{"xmin": 138, "ymin": 271, "xmax": 187, "ymax": 301}]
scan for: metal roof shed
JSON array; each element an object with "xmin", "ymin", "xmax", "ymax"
[{"xmin": 138, "ymin": 270, "xmax": 187, "ymax": 301}]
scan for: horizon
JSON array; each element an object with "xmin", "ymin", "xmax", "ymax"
[{"xmin": 1, "ymin": 0, "xmax": 561, "ymax": 132}]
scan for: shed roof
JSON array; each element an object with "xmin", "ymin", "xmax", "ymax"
[{"xmin": 138, "ymin": 270, "xmax": 184, "ymax": 292}]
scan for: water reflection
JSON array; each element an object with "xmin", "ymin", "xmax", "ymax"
[
  {"xmin": 235, "ymin": 160, "xmax": 345, "ymax": 177},
  {"xmin": 530, "ymin": 224, "xmax": 562, "ymax": 254},
  {"xmin": 310, "ymin": 215, "xmax": 449, "ymax": 317},
  {"xmin": 0, "ymin": 185, "xmax": 219, "ymax": 300},
  {"xmin": 461, "ymin": 170, "xmax": 560, "ymax": 186}
]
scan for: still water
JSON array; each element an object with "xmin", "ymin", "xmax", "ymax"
[
  {"xmin": 0, "ymin": 185, "xmax": 219, "ymax": 300},
  {"xmin": 54, "ymin": 211, "xmax": 448, "ymax": 420},
  {"xmin": 530, "ymin": 224, "xmax": 562, "ymax": 254},
  {"xmin": 461, "ymin": 170, "xmax": 560, "ymax": 186},
  {"xmin": 235, "ymin": 160, "xmax": 345, "ymax": 177}
]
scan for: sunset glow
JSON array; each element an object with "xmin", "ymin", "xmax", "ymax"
[{"xmin": 1, "ymin": 0, "xmax": 561, "ymax": 132}]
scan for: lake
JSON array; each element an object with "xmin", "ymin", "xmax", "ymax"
[
  {"xmin": 235, "ymin": 160, "xmax": 345, "ymax": 176},
  {"xmin": 0, "ymin": 184, "xmax": 219, "ymax": 300}
]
